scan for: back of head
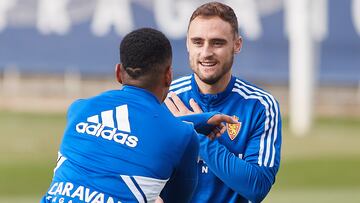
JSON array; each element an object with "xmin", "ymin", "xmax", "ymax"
[
  {"xmin": 188, "ymin": 1, "xmax": 239, "ymax": 37},
  {"xmin": 120, "ymin": 28, "xmax": 172, "ymax": 82}
]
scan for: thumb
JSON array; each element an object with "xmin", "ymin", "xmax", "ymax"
[
  {"xmin": 207, "ymin": 114, "xmax": 238, "ymax": 126},
  {"xmin": 220, "ymin": 115, "xmax": 238, "ymax": 124}
]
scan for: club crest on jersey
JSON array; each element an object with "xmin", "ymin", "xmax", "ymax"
[{"xmin": 227, "ymin": 115, "xmax": 241, "ymax": 140}]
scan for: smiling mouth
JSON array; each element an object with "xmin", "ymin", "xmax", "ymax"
[{"xmin": 199, "ymin": 61, "xmax": 217, "ymax": 67}]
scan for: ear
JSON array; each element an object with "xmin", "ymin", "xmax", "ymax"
[
  {"xmin": 234, "ymin": 36, "xmax": 243, "ymax": 54},
  {"xmin": 115, "ymin": 64, "xmax": 122, "ymax": 84},
  {"xmin": 165, "ymin": 65, "xmax": 173, "ymax": 87}
]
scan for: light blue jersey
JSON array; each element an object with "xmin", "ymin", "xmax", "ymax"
[
  {"xmin": 41, "ymin": 85, "xmax": 200, "ymax": 203},
  {"xmin": 169, "ymin": 74, "xmax": 282, "ymax": 203}
]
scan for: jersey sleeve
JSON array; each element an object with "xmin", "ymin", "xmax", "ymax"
[
  {"xmin": 178, "ymin": 112, "xmax": 220, "ymax": 135},
  {"xmin": 198, "ymin": 104, "xmax": 282, "ymax": 203},
  {"xmin": 160, "ymin": 130, "xmax": 199, "ymax": 203}
]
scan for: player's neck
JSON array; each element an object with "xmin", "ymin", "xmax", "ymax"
[
  {"xmin": 137, "ymin": 85, "xmax": 164, "ymax": 103},
  {"xmin": 195, "ymin": 73, "xmax": 231, "ymax": 94},
  {"xmin": 122, "ymin": 81, "xmax": 163, "ymax": 103}
]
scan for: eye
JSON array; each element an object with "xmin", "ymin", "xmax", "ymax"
[
  {"xmin": 191, "ymin": 38, "xmax": 203, "ymax": 46},
  {"xmin": 193, "ymin": 40, "xmax": 202, "ymax": 46},
  {"xmin": 213, "ymin": 40, "xmax": 225, "ymax": 47}
]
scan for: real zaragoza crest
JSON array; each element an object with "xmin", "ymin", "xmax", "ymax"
[{"xmin": 226, "ymin": 115, "xmax": 241, "ymax": 140}]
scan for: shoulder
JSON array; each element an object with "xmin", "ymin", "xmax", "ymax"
[
  {"xmin": 67, "ymin": 98, "xmax": 87, "ymax": 116},
  {"xmin": 70, "ymin": 90, "xmax": 118, "ymax": 105},
  {"xmin": 232, "ymin": 77, "xmax": 280, "ymax": 111},
  {"xmin": 66, "ymin": 90, "xmax": 119, "ymax": 119},
  {"xmin": 169, "ymin": 75, "xmax": 193, "ymax": 95}
]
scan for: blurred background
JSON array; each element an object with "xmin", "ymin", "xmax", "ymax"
[{"xmin": 0, "ymin": 0, "xmax": 359, "ymax": 202}]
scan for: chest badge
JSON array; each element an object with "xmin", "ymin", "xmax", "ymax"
[{"xmin": 226, "ymin": 115, "xmax": 241, "ymax": 140}]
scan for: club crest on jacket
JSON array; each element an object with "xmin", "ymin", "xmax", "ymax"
[{"xmin": 226, "ymin": 115, "xmax": 241, "ymax": 140}]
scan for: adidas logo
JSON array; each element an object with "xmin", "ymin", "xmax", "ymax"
[{"xmin": 75, "ymin": 104, "xmax": 138, "ymax": 148}]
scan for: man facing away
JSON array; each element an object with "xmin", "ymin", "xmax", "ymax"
[
  {"xmin": 165, "ymin": 2, "xmax": 282, "ymax": 203},
  {"xmin": 41, "ymin": 27, "xmax": 236, "ymax": 203}
]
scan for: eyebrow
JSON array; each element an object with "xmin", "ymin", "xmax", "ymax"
[
  {"xmin": 210, "ymin": 38, "xmax": 227, "ymax": 43},
  {"xmin": 190, "ymin": 37, "xmax": 227, "ymax": 42},
  {"xmin": 190, "ymin": 37, "xmax": 204, "ymax": 42}
]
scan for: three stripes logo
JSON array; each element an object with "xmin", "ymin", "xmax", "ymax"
[{"xmin": 75, "ymin": 104, "xmax": 139, "ymax": 148}]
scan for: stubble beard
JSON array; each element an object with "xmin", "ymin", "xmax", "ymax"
[{"xmin": 192, "ymin": 55, "xmax": 234, "ymax": 85}]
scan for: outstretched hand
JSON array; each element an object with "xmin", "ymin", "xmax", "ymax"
[
  {"xmin": 165, "ymin": 92, "xmax": 239, "ymax": 140},
  {"xmin": 164, "ymin": 92, "xmax": 202, "ymax": 116}
]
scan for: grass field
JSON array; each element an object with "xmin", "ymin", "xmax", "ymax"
[{"xmin": 1, "ymin": 111, "xmax": 359, "ymax": 202}]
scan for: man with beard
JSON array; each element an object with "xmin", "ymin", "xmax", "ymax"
[{"xmin": 165, "ymin": 2, "xmax": 282, "ymax": 203}]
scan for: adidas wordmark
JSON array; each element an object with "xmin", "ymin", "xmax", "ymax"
[{"xmin": 76, "ymin": 122, "xmax": 138, "ymax": 147}]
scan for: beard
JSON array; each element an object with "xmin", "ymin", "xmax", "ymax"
[
  {"xmin": 191, "ymin": 55, "xmax": 234, "ymax": 85},
  {"xmin": 198, "ymin": 72, "xmax": 225, "ymax": 85}
]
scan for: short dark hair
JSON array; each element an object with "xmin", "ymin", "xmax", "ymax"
[
  {"xmin": 188, "ymin": 2, "xmax": 239, "ymax": 36},
  {"xmin": 120, "ymin": 28, "xmax": 172, "ymax": 79}
]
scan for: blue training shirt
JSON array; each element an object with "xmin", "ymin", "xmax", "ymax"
[
  {"xmin": 169, "ymin": 74, "xmax": 282, "ymax": 203},
  {"xmin": 41, "ymin": 85, "xmax": 200, "ymax": 203}
]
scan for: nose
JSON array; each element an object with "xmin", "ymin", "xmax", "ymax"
[{"xmin": 200, "ymin": 43, "xmax": 214, "ymax": 58}]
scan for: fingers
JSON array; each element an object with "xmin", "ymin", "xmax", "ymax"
[
  {"xmin": 207, "ymin": 114, "xmax": 238, "ymax": 126},
  {"xmin": 165, "ymin": 92, "xmax": 201, "ymax": 117},
  {"xmin": 205, "ymin": 114, "xmax": 237, "ymax": 140},
  {"xmin": 207, "ymin": 125, "xmax": 224, "ymax": 140},
  {"xmin": 189, "ymin": 98, "xmax": 203, "ymax": 113},
  {"xmin": 215, "ymin": 126, "xmax": 223, "ymax": 137},
  {"xmin": 219, "ymin": 115, "xmax": 238, "ymax": 124},
  {"xmin": 169, "ymin": 92, "xmax": 192, "ymax": 115},
  {"xmin": 218, "ymin": 123, "xmax": 226, "ymax": 134},
  {"xmin": 207, "ymin": 130, "xmax": 218, "ymax": 140},
  {"xmin": 207, "ymin": 131, "xmax": 216, "ymax": 140},
  {"xmin": 164, "ymin": 97, "xmax": 180, "ymax": 116}
]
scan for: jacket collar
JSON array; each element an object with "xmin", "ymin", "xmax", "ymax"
[
  {"xmin": 121, "ymin": 85, "xmax": 160, "ymax": 104},
  {"xmin": 191, "ymin": 74, "xmax": 236, "ymax": 107}
]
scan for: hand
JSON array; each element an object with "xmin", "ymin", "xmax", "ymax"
[
  {"xmin": 164, "ymin": 92, "xmax": 202, "ymax": 116},
  {"xmin": 206, "ymin": 114, "xmax": 238, "ymax": 140}
]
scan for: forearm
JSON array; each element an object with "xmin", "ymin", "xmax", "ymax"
[{"xmin": 199, "ymin": 135, "xmax": 272, "ymax": 203}]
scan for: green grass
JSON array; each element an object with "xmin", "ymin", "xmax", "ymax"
[
  {"xmin": 0, "ymin": 161, "xmax": 54, "ymax": 196},
  {"xmin": 276, "ymin": 158, "xmax": 360, "ymax": 189},
  {"xmin": 0, "ymin": 111, "xmax": 65, "ymax": 200},
  {"xmin": 265, "ymin": 188, "xmax": 360, "ymax": 203},
  {"xmin": 0, "ymin": 111, "xmax": 65, "ymax": 162},
  {"xmin": 0, "ymin": 111, "xmax": 359, "ymax": 202}
]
